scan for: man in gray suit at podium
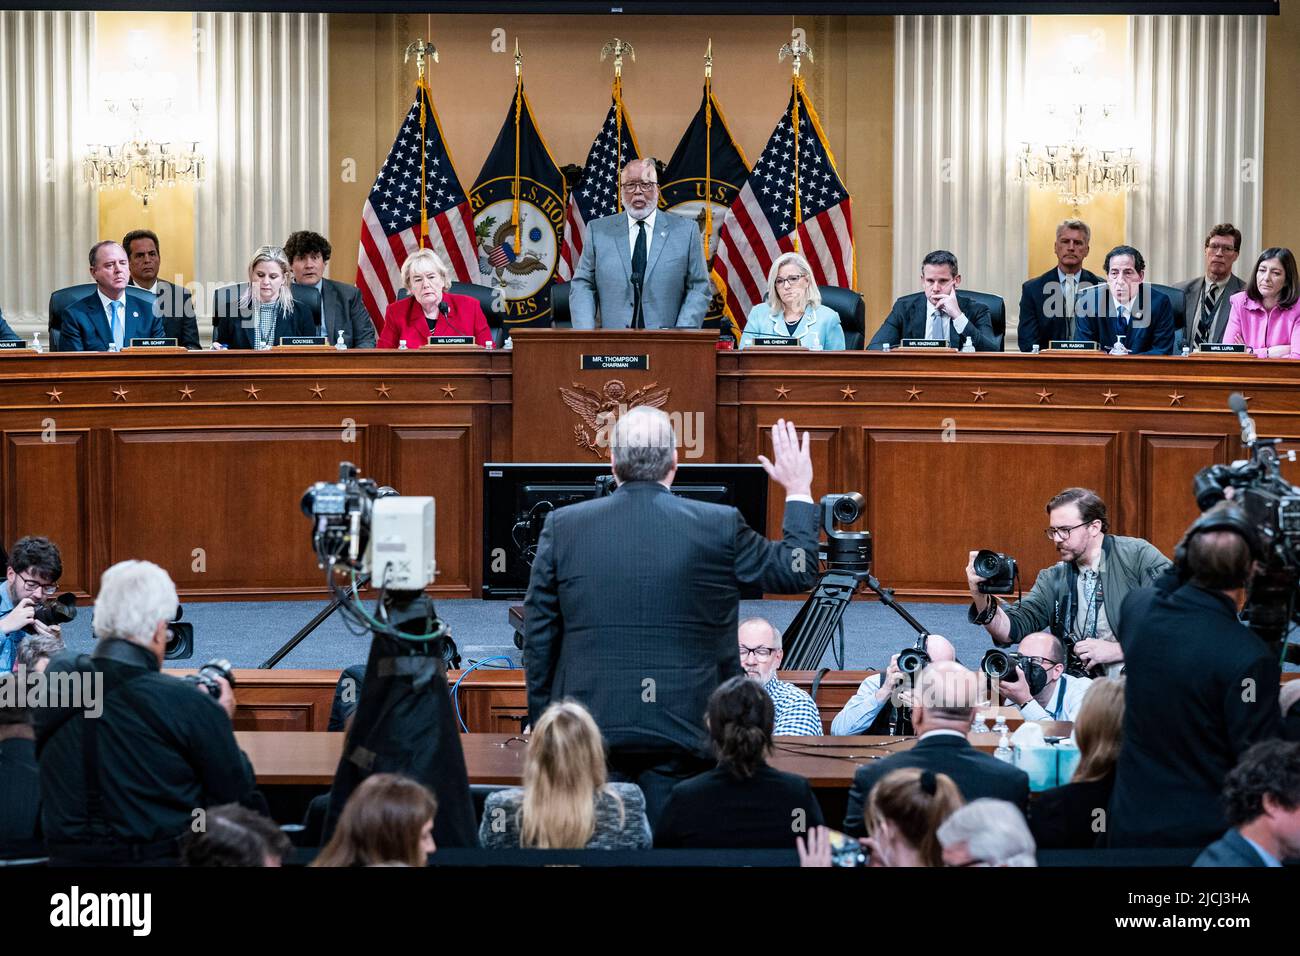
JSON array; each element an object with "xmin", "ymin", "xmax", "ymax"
[{"xmin": 569, "ymin": 157, "xmax": 712, "ymax": 330}]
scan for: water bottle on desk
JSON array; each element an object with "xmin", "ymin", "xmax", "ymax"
[
  {"xmin": 335, "ymin": 331, "xmax": 347, "ymax": 351},
  {"xmin": 994, "ymin": 728, "xmax": 1014, "ymax": 764},
  {"xmin": 32, "ymin": 331, "xmax": 44, "ymax": 353},
  {"xmin": 992, "ymin": 714, "xmax": 1009, "ymax": 738}
]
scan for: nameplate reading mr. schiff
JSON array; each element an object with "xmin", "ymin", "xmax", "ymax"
[
  {"xmin": 128, "ymin": 337, "xmax": 179, "ymax": 348},
  {"xmin": 581, "ymin": 354, "xmax": 650, "ymax": 371}
]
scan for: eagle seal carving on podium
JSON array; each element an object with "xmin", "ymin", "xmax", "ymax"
[{"xmin": 559, "ymin": 379, "xmax": 672, "ymax": 459}]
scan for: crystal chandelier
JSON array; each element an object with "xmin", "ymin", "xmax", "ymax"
[
  {"xmin": 1016, "ymin": 102, "xmax": 1139, "ymax": 208},
  {"xmin": 83, "ymin": 95, "xmax": 205, "ymax": 206}
]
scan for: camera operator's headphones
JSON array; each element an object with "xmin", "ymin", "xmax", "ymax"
[{"xmin": 1173, "ymin": 504, "xmax": 1265, "ymax": 580}]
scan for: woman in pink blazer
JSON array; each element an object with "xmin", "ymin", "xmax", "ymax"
[
  {"xmin": 378, "ymin": 249, "xmax": 493, "ymax": 349},
  {"xmin": 1222, "ymin": 247, "xmax": 1300, "ymax": 359}
]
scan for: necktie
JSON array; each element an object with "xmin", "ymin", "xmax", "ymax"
[
  {"xmin": 631, "ymin": 220, "xmax": 647, "ymax": 281},
  {"xmin": 928, "ymin": 310, "xmax": 944, "ymax": 340},
  {"xmin": 1063, "ymin": 275, "xmax": 1077, "ymax": 322},
  {"xmin": 110, "ymin": 300, "xmax": 124, "ymax": 349},
  {"xmin": 1196, "ymin": 283, "xmax": 1219, "ymax": 347}
]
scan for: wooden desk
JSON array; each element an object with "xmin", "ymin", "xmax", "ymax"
[
  {"xmin": 236, "ymin": 728, "xmax": 1073, "ymax": 789},
  {"xmin": 4, "ymin": 348, "xmax": 1297, "ymax": 602}
]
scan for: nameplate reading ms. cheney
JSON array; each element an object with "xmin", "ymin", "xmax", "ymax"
[{"xmin": 581, "ymin": 355, "xmax": 650, "ymax": 371}]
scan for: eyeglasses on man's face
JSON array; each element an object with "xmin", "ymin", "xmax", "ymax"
[
  {"xmin": 621, "ymin": 180, "xmax": 658, "ymax": 194},
  {"xmin": 774, "ymin": 274, "xmax": 808, "ymax": 288},
  {"xmin": 1044, "ymin": 521, "xmax": 1094, "ymax": 542},
  {"xmin": 739, "ymin": 644, "xmax": 777, "ymax": 659},
  {"xmin": 15, "ymin": 572, "xmax": 57, "ymax": 596}
]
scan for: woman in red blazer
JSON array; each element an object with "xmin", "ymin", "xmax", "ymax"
[{"xmin": 379, "ymin": 248, "xmax": 493, "ymax": 348}]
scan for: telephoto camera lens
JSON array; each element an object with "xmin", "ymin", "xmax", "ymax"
[
  {"xmin": 184, "ymin": 658, "xmax": 236, "ymax": 700},
  {"xmin": 973, "ymin": 549, "xmax": 1018, "ymax": 595},
  {"xmin": 980, "ymin": 648, "xmax": 1018, "ymax": 681},
  {"xmin": 897, "ymin": 646, "xmax": 931, "ymax": 676}
]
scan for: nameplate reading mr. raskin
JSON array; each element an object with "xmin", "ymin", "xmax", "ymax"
[
  {"xmin": 581, "ymin": 354, "xmax": 650, "ymax": 371},
  {"xmin": 1048, "ymin": 340, "xmax": 1100, "ymax": 351}
]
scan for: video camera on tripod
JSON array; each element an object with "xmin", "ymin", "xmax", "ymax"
[{"xmin": 1190, "ymin": 394, "xmax": 1300, "ymax": 664}]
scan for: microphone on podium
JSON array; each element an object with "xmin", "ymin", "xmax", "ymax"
[{"xmin": 427, "ymin": 299, "xmax": 450, "ymax": 337}]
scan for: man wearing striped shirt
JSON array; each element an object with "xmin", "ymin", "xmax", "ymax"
[{"xmin": 739, "ymin": 618, "xmax": 822, "ymax": 737}]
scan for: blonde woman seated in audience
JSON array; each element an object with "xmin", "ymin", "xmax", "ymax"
[
  {"xmin": 797, "ymin": 767, "xmax": 963, "ymax": 867},
  {"xmin": 479, "ymin": 700, "xmax": 651, "ymax": 849},
  {"xmin": 1028, "ymin": 676, "xmax": 1124, "ymax": 849},
  {"xmin": 312, "ymin": 773, "xmax": 437, "ymax": 867}
]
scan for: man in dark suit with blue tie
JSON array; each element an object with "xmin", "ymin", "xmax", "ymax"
[
  {"xmin": 868, "ymin": 250, "xmax": 998, "ymax": 351},
  {"xmin": 1074, "ymin": 245, "xmax": 1176, "ymax": 355},
  {"xmin": 1194, "ymin": 739, "xmax": 1300, "ymax": 867},
  {"xmin": 0, "ymin": 308, "xmax": 19, "ymax": 341},
  {"xmin": 1017, "ymin": 219, "xmax": 1104, "ymax": 351},
  {"xmin": 123, "ymin": 229, "xmax": 200, "ymax": 350},
  {"xmin": 57, "ymin": 241, "xmax": 164, "ymax": 352}
]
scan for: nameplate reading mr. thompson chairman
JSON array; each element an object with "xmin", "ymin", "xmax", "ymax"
[{"xmin": 581, "ymin": 354, "xmax": 650, "ymax": 371}]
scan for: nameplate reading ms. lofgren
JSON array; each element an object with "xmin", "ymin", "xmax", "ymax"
[{"xmin": 581, "ymin": 354, "xmax": 649, "ymax": 371}]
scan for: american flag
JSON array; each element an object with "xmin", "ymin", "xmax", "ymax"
[
  {"xmin": 355, "ymin": 81, "xmax": 480, "ymax": 328},
  {"xmin": 556, "ymin": 97, "xmax": 640, "ymax": 282},
  {"xmin": 713, "ymin": 80, "xmax": 855, "ymax": 330}
]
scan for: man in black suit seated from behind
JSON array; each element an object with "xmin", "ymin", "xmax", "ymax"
[
  {"xmin": 869, "ymin": 250, "xmax": 998, "ymax": 351},
  {"xmin": 843, "ymin": 661, "xmax": 1029, "ymax": 837},
  {"xmin": 123, "ymin": 229, "xmax": 201, "ymax": 349},
  {"xmin": 1017, "ymin": 218, "xmax": 1104, "ymax": 351},
  {"xmin": 1110, "ymin": 503, "xmax": 1293, "ymax": 848},
  {"xmin": 524, "ymin": 409, "xmax": 819, "ymax": 826},
  {"xmin": 284, "ymin": 230, "xmax": 377, "ymax": 348},
  {"xmin": 1195, "ymin": 739, "xmax": 1300, "ymax": 867}
]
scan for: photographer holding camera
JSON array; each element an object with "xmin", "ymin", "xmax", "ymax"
[
  {"xmin": 966, "ymin": 488, "xmax": 1171, "ymax": 676},
  {"xmin": 0, "ymin": 536, "xmax": 65, "ymax": 671},
  {"xmin": 1108, "ymin": 503, "xmax": 1294, "ymax": 848},
  {"xmin": 34, "ymin": 560, "xmax": 257, "ymax": 866},
  {"xmin": 988, "ymin": 632, "xmax": 1092, "ymax": 723}
]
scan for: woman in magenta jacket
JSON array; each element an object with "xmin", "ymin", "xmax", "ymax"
[
  {"xmin": 1222, "ymin": 247, "xmax": 1300, "ymax": 359},
  {"xmin": 378, "ymin": 248, "xmax": 493, "ymax": 349}
]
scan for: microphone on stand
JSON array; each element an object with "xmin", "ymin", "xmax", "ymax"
[
  {"xmin": 427, "ymin": 299, "xmax": 450, "ymax": 338},
  {"xmin": 1229, "ymin": 392, "xmax": 1256, "ymax": 446},
  {"xmin": 630, "ymin": 273, "xmax": 644, "ymax": 330}
]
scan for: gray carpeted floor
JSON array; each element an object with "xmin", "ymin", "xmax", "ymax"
[{"xmin": 54, "ymin": 595, "xmax": 987, "ymax": 672}]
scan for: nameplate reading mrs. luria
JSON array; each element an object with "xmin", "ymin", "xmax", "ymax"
[
  {"xmin": 1196, "ymin": 343, "xmax": 1248, "ymax": 354},
  {"xmin": 581, "ymin": 354, "xmax": 649, "ymax": 371},
  {"xmin": 1047, "ymin": 340, "xmax": 1100, "ymax": 351},
  {"xmin": 0, "ymin": 339, "xmax": 27, "ymax": 351}
]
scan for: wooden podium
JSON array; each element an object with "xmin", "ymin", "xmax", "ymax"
[{"xmin": 509, "ymin": 329, "xmax": 719, "ymax": 462}]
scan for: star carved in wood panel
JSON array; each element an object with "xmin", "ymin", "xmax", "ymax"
[
  {"xmin": 1036, "ymin": 388, "xmax": 1053, "ymax": 404},
  {"xmin": 1168, "ymin": 391, "xmax": 1185, "ymax": 407},
  {"xmin": 840, "ymin": 385, "xmax": 858, "ymax": 401},
  {"xmin": 774, "ymin": 385, "xmax": 790, "ymax": 400},
  {"xmin": 906, "ymin": 386, "xmax": 923, "ymax": 402},
  {"xmin": 1102, "ymin": 389, "xmax": 1118, "ymax": 405},
  {"xmin": 441, "ymin": 383, "xmax": 457, "ymax": 399},
  {"xmin": 374, "ymin": 383, "xmax": 391, "ymax": 398},
  {"xmin": 309, "ymin": 382, "xmax": 327, "ymax": 399},
  {"xmin": 970, "ymin": 387, "xmax": 988, "ymax": 402},
  {"xmin": 46, "ymin": 387, "xmax": 63, "ymax": 403},
  {"xmin": 112, "ymin": 386, "xmax": 129, "ymax": 402},
  {"xmin": 243, "ymin": 384, "xmax": 261, "ymax": 400},
  {"xmin": 177, "ymin": 385, "xmax": 195, "ymax": 401}
]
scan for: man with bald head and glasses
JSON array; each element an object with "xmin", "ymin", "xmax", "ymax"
[
  {"xmin": 738, "ymin": 618, "xmax": 822, "ymax": 736},
  {"xmin": 966, "ymin": 488, "xmax": 1171, "ymax": 678},
  {"xmin": 569, "ymin": 157, "xmax": 712, "ymax": 330},
  {"xmin": 992, "ymin": 631, "xmax": 1093, "ymax": 723}
]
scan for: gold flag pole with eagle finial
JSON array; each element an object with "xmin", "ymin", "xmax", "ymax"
[
  {"xmin": 778, "ymin": 36, "xmax": 812, "ymax": 255},
  {"xmin": 600, "ymin": 37, "xmax": 635, "ymax": 213},
  {"xmin": 404, "ymin": 38, "xmax": 439, "ymax": 249}
]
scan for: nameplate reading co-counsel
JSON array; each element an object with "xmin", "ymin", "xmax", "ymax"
[{"xmin": 581, "ymin": 354, "xmax": 650, "ymax": 371}]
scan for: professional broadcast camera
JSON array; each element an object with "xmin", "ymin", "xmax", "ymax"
[{"xmin": 1190, "ymin": 394, "xmax": 1300, "ymax": 663}]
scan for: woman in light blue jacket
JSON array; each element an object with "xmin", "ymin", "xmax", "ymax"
[{"xmin": 740, "ymin": 251, "xmax": 846, "ymax": 351}]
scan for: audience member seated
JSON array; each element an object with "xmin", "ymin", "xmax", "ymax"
[
  {"xmin": 312, "ymin": 773, "xmax": 438, "ymax": 867},
  {"xmin": 1177, "ymin": 223, "xmax": 1245, "ymax": 348},
  {"xmin": 996, "ymin": 631, "xmax": 1092, "ymax": 722},
  {"xmin": 284, "ymin": 229, "xmax": 377, "ymax": 348},
  {"xmin": 57, "ymin": 241, "xmax": 163, "ymax": 351},
  {"xmin": 842, "ymin": 662, "xmax": 1029, "ymax": 837},
  {"xmin": 1074, "ymin": 244, "xmax": 1175, "ymax": 354},
  {"xmin": 654, "ymin": 676, "xmax": 824, "ymax": 848},
  {"xmin": 1, "ymin": 536, "xmax": 65, "ymax": 672},
  {"xmin": 1195, "ymin": 739, "xmax": 1300, "ymax": 867},
  {"xmin": 938, "ymin": 798, "xmax": 1038, "ymax": 867},
  {"xmin": 378, "ymin": 248, "xmax": 492, "ymax": 348},
  {"xmin": 739, "ymin": 251, "xmax": 845, "ymax": 350},
  {"xmin": 0, "ymin": 306, "xmax": 19, "ymax": 341},
  {"xmin": 479, "ymin": 700, "xmax": 651, "ymax": 850},
  {"xmin": 123, "ymin": 228, "xmax": 200, "ymax": 349},
  {"xmin": 1017, "ymin": 218, "xmax": 1102, "ymax": 351},
  {"xmin": 1028, "ymin": 677, "xmax": 1123, "ymax": 850},
  {"xmin": 0, "ymin": 672, "xmax": 40, "ymax": 859},
  {"xmin": 181, "ymin": 804, "xmax": 291, "ymax": 867},
  {"xmin": 738, "ymin": 617, "xmax": 821, "ymax": 736},
  {"xmin": 830, "ymin": 634, "xmax": 957, "ymax": 736},
  {"xmin": 16, "ymin": 632, "xmax": 65, "ymax": 674},
  {"xmin": 213, "ymin": 245, "xmax": 315, "ymax": 349},
  {"xmin": 33, "ymin": 560, "xmax": 257, "ymax": 866},
  {"xmin": 869, "ymin": 250, "xmax": 997, "ymax": 351},
  {"xmin": 1221, "ymin": 246, "xmax": 1300, "ymax": 359}
]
